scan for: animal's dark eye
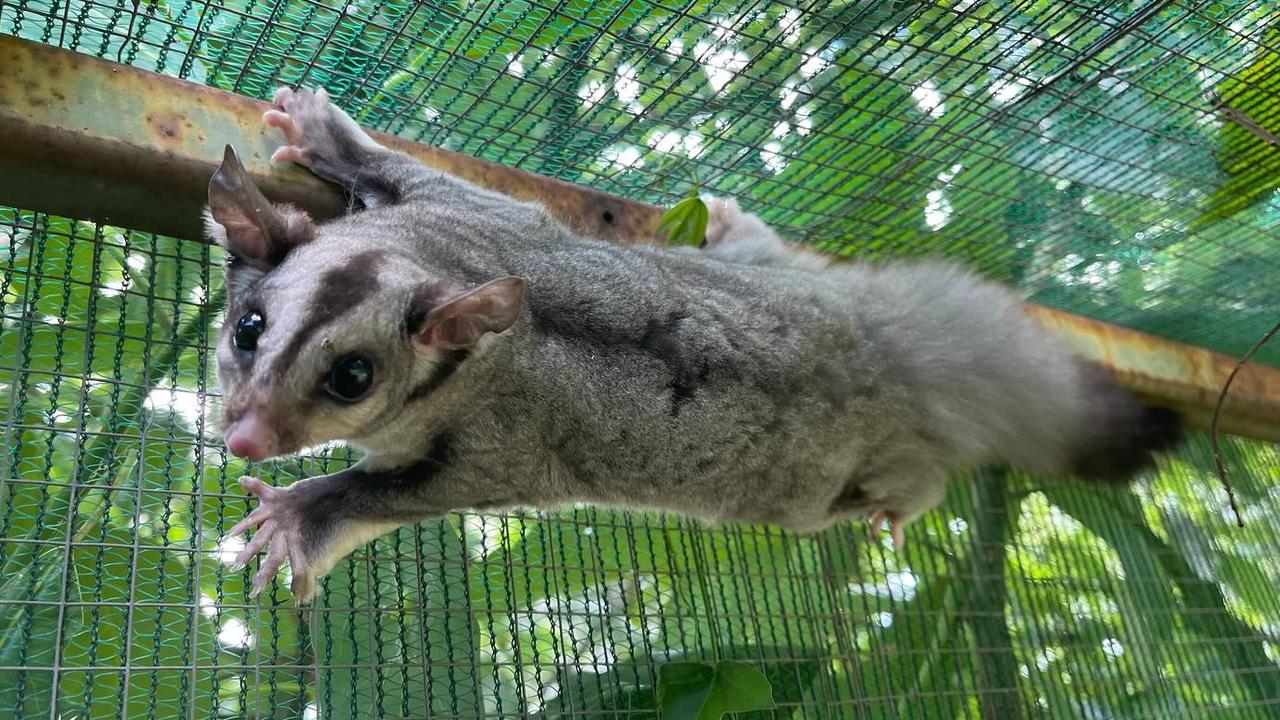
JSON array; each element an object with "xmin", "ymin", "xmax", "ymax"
[
  {"xmin": 326, "ymin": 355, "xmax": 374, "ymax": 402},
  {"xmin": 234, "ymin": 312, "xmax": 265, "ymax": 352}
]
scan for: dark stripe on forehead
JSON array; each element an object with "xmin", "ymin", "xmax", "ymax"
[
  {"xmin": 407, "ymin": 349, "xmax": 470, "ymax": 402},
  {"xmin": 272, "ymin": 250, "xmax": 385, "ymax": 374}
]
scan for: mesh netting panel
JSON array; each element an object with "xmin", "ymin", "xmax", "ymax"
[
  {"xmin": 2, "ymin": 206, "xmax": 1279, "ymax": 718},
  {"xmin": 3, "ymin": 1, "xmax": 1280, "ymax": 718},
  {"xmin": 1, "ymin": 0, "xmax": 1279, "ymax": 364}
]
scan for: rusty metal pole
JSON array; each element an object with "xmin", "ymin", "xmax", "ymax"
[
  {"xmin": 1, "ymin": 33, "xmax": 1277, "ymax": 442},
  {"xmin": 0, "ymin": 34, "xmax": 656, "ymax": 244}
]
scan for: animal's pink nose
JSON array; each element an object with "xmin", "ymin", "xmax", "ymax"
[{"xmin": 224, "ymin": 411, "xmax": 278, "ymax": 462}]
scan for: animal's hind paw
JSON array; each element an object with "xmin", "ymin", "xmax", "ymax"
[
  {"xmin": 702, "ymin": 196, "xmax": 746, "ymax": 247},
  {"xmin": 866, "ymin": 508, "xmax": 908, "ymax": 551}
]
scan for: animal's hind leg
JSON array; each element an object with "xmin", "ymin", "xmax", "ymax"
[{"xmin": 830, "ymin": 464, "xmax": 947, "ymax": 552}]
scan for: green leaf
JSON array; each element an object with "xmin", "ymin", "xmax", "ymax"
[
  {"xmin": 657, "ymin": 661, "xmax": 775, "ymax": 720},
  {"xmin": 537, "ymin": 645, "xmax": 821, "ymax": 720},
  {"xmin": 657, "ymin": 197, "xmax": 709, "ymax": 248},
  {"xmin": 538, "ymin": 670, "xmax": 659, "ymax": 719}
]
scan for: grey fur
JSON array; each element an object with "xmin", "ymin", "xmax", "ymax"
[{"xmin": 212, "ymin": 88, "xmax": 1179, "ymax": 603}]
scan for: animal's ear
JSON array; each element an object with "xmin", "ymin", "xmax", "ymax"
[
  {"xmin": 205, "ymin": 145, "xmax": 314, "ymax": 271},
  {"xmin": 409, "ymin": 277, "xmax": 526, "ymax": 350}
]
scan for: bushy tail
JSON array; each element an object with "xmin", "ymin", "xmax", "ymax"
[
  {"xmin": 705, "ymin": 199, "xmax": 1187, "ymax": 484},
  {"xmin": 844, "ymin": 259, "xmax": 1183, "ymax": 482},
  {"xmin": 1068, "ymin": 364, "xmax": 1183, "ymax": 482}
]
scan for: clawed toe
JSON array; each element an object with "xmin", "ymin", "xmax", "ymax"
[
  {"xmin": 262, "ymin": 109, "xmax": 293, "ymax": 132},
  {"xmin": 250, "ymin": 534, "xmax": 290, "ymax": 597},
  {"xmin": 866, "ymin": 508, "xmax": 908, "ymax": 551},
  {"xmin": 230, "ymin": 524, "xmax": 273, "ymax": 569},
  {"xmin": 866, "ymin": 509, "xmax": 886, "ymax": 540},
  {"xmin": 269, "ymin": 145, "xmax": 310, "ymax": 166}
]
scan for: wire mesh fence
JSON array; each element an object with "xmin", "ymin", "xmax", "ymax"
[
  {"xmin": 1, "ymin": 206, "xmax": 1279, "ymax": 718},
  {"xmin": 1, "ymin": 0, "xmax": 1280, "ymax": 718},
  {"xmin": 2, "ymin": 0, "xmax": 1280, "ymax": 363}
]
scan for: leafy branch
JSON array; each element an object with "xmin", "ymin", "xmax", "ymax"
[{"xmin": 657, "ymin": 196, "xmax": 709, "ymax": 248}]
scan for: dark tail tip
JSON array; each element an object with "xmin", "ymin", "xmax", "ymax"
[{"xmin": 1071, "ymin": 367, "xmax": 1184, "ymax": 483}]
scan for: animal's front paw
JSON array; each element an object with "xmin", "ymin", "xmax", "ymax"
[
  {"xmin": 226, "ymin": 476, "xmax": 321, "ymax": 603},
  {"xmin": 702, "ymin": 196, "xmax": 746, "ymax": 246}
]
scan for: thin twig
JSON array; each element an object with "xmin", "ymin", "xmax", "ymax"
[
  {"xmin": 1206, "ymin": 90, "xmax": 1280, "ymax": 148},
  {"xmin": 1211, "ymin": 314, "xmax": 1280, "ymax": 528},
  {"xmin": 1202, "ymin": 86, "xmax": 1280, "ymax": 528}
]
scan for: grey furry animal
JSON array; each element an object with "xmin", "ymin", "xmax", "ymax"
[{"xmin": 210, "ymin": 87, "xmax": 1180, "ymax": 603}]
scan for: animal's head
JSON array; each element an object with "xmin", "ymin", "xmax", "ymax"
[{"xmin": 204, "ymin": 146, "xmax": 524, "ymax": 461}]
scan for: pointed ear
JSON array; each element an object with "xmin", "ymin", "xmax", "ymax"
[
  {"xmin": 410, "ymin": 277, "xmax": 526, "ymax": 350},
  {"xmin": 206, "ymin": 145, "xmax": 314, "ymax": 271}
]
